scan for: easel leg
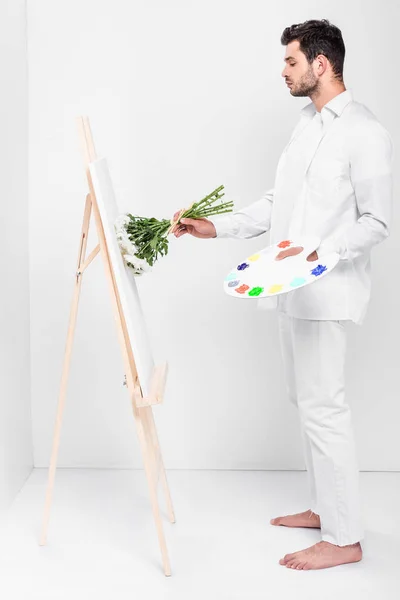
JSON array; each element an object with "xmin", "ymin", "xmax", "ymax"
[
  {"xmin": 142, "ymin": 408, "xmax": 175, "ymax": 523},
  {"xmin": 133, "ymin": 407, "xmax": 172, "ymax": 576},
  {"xmin": 40, "ymin": 195, "xmax": 92, "ymax": 546}
]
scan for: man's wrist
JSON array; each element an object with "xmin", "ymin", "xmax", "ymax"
[{"xmin": 207, "ymin": 214, "xmax": 237, "ymax": 238}]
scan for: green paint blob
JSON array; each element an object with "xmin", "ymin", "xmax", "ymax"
[
  {"xmin": 290, "ymin": 277, "xmax": 306, "ymax": 287},
  {"xmin": 248, "ymin": 286, "xmax": 264, "ymax": 297}
]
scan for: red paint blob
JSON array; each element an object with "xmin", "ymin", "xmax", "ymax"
[{"xmin": 278, "ymin": 240, "xmax": 292, "ymax": 249}]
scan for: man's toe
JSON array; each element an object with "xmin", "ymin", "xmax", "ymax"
[
  {"xmin": 286, "ymin": 557, "xmax": 299, "ymax": 568},
  {"xmin": 281, "ymin": 552, "xmax": 296, "ymax": 564}
]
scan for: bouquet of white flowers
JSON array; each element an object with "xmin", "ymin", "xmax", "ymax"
[{"xmin": 115, "ymin": 185, "xmax": 234, "ymax": 275}]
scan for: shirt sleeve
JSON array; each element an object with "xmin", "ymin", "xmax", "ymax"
[
  {"xmin": 320, "ymin": 121, "xmax": 394, "ymax": 261},
  {"xmin": 207, "ymin": 188, "xmax": 274, "ymax": 239}
]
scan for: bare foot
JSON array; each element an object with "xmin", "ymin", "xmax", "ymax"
[
  {"xmin": 270, "ymin": 509, "xmax": 321, "ymax": 529},
  {"xmin": 279, "ymin": 541, "xmax": 363, "ymax": 570}
]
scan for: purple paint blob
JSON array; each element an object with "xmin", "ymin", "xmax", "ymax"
[
  {"xmin": 228, "ymin": 280, "xmax": 240, "ymax": 287},
  {"xmin": 237, "ymin": 262, "xmax": 250, "ymax": 271},
  {"xmin": 311, "ymin": 264, "xmax": 327, "ymax": 277}
]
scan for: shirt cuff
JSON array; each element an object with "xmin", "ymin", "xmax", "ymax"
[{"xmin": 207, "ymin": 214, "xmax": 239, "ymax": 238}]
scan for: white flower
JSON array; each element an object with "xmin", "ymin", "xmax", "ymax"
[
  {"xmin": 123, "ymin": 253, "xmax": 142, "ymax": 267},
  {"xmin": 139, "ymin": 259, "xmax": 151, "ymax": 273},
  {"xmin": 115, "ymin": 218, "xmax": 139, "ymax": 259},
  {"xmin": 114, "ymin": 214, "xmax": 131, "ymax": 230},
  {"xmin": 117, "ymin": 230, "xmax": 137, "ymax": 255},
  {"xmin": 123, "ymin": 253, "xmax": 151, "ymax": 276}
]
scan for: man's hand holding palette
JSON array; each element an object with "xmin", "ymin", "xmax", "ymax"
[{"xmin": 223, "ymin": 236, "xmax": 340, "ymax": 299}]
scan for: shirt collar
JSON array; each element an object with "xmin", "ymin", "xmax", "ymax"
[{"xmin": 301, "ymin": 89, "xmax": 353, "ymax": 119}]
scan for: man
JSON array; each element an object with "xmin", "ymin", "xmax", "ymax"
[{"xmin": 171, "ymin": 19, "xmax": 393, "ymax": 570}]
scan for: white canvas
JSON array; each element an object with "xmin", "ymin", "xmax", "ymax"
[{"xmin": 89, "ymin": 157, "xmax": 154, "ymax": 398}]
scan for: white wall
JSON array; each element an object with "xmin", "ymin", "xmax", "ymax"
[
  {"xmin": 0, "ymin": 0, "xmax": 33, "ymax": 510},
  {"xmin": 28, "ymin": 0, "xmax": 399, "ymax": 471}
]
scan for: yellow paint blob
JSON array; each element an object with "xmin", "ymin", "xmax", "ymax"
[
  {"xmin": 268, "ymin": 284, "xmax": 284, "ymax": 294},
  {"xmin": 248, "ymin": 254, "xmax": 261, "ymax": 262}
]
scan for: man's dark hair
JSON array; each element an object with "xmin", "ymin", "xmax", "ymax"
[{"xmin": 281, "ymin": 19, "xmax": 345, "ymax": 81}]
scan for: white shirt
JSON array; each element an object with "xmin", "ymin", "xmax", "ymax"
[{"xmin": 209, "ymin": 90, "xmax": 394, "ymax": 324}]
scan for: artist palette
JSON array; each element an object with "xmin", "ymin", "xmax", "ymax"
[{"xmin": 223, "ymin": 236, "xmax": 340, "ymax": 299}]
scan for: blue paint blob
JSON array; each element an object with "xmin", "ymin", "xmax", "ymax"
[
  {"xmin": 225, "ymin": 272, "xmax": 238, "ymax": 281},
  {"xmin": 311, "ymin": 264, "xmax": 327, "ymax": 277},
  {"xmin": 290, "ymin": 277, "xmax": 306, "ymax": 287},
  {"xmin": 237, "ymin": 262, "xmax": 250, "ymax": 271},
  {"xmin": 228, "ymin": 280, "xmax": 240, "ymax": 287}
]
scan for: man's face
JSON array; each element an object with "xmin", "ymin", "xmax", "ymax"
[{"xmin": 281, "ymin": 40, "xmax": 320, "ymax": 97}]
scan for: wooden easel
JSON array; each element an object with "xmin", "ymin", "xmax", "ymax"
[{"xmin": 39, "ymin": 117, "xmax": 175, "ymax": 576}]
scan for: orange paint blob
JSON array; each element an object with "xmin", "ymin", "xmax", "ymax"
[
  {"xmin": 235, "ymin": 284, "xmax": 250, "ymax": 294},
  {"xmin": 277, "ymin": 240, "xmax": 292, "ymax": 249}
]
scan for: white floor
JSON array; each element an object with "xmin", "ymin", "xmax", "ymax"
[{"xmin": 0, "ymin": 469, "xmax": 399, "ymax": 600}]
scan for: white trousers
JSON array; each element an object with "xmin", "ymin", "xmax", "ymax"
[{"xmin": 278, "ymin": 313, "xmax": 364, "ymax": 546}]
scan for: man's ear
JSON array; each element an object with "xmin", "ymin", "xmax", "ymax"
[{"xmin": 316, "ymin": 54, "xmax": 328, "ymax": 75}]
